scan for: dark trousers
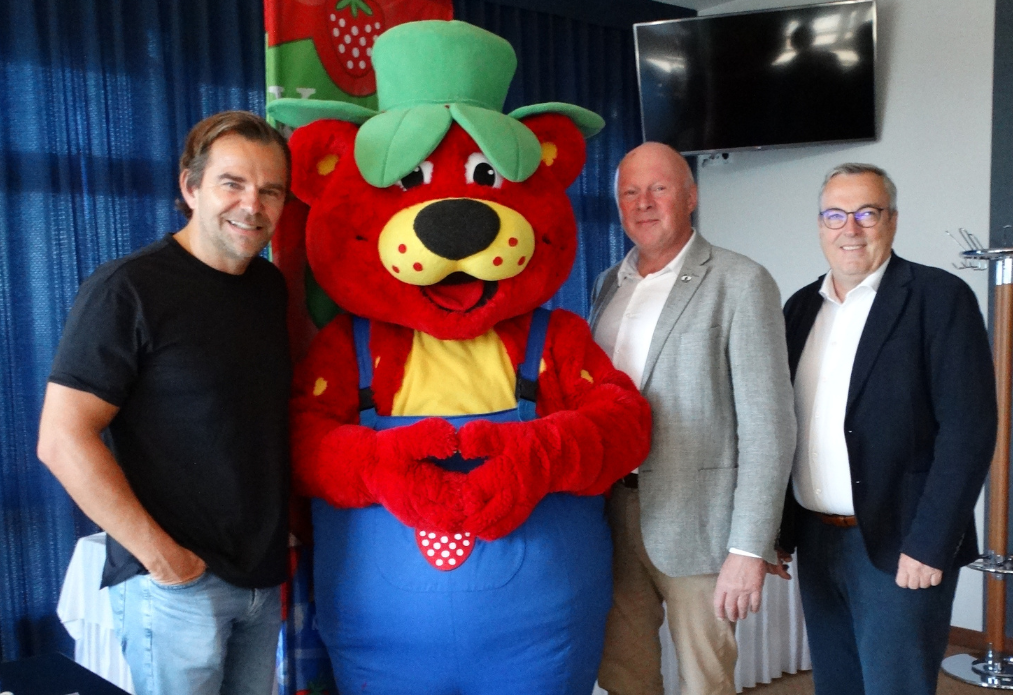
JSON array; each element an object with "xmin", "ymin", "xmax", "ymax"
[{"xmin": 796, "ymin": 510, "xmax": 959, "ymax": 695}]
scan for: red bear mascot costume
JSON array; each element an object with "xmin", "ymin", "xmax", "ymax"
[{"xmin": 269, "ymin": 20, "xmax": 652, "ymax": 695}]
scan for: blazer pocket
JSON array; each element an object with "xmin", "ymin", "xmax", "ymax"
[{"xmin": 698, "ymin": 467, "xmax": 737, "ymax": 560}]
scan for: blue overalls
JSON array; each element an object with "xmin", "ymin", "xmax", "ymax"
[{"xmin": 312, "ymin": 310, "xmax": 613, "ymax": 695}]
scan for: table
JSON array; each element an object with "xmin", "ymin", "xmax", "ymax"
[
  {"xmin": 0, "ymin": 652, "xmax": 130, "ymax": 695},
  {"xmin": 56, "ymin": 534, "xmax": 134, "ymax": 693}
]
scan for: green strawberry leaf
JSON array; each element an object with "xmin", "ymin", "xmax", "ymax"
[{"xmin": 335, "ymin": 0, "xmax": 374, "ymax": 18}]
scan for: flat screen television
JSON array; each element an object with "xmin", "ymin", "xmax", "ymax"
[{"xmin": 634, "ymin": 0, "xmax": 876, "ymax": 154}]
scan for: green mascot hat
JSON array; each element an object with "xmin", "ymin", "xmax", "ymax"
[{"xmin": 268, "ymin": 20, "xmax": 605, "ymax": 188}]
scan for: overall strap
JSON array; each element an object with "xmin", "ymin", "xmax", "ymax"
[
  {"xmin": 515, "ymin": 308, "xmax": 551, "ymax": 422},
  {"xmin": 351, "ymin": 316, "xmax": 378, "ymax": 428}
]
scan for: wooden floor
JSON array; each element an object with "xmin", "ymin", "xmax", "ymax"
[{"xmin": 744, "ymin": 647, "xmax": 991, "ymax": 695}]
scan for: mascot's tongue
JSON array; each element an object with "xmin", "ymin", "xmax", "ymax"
[{"xmin": 423, "ymin": 277, "xmax": 486, "ymax": 311}]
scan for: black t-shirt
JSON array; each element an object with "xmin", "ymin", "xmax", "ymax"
[{"xmin": 49, "ymin": 235, "xmax": 291, "ymax": 589}]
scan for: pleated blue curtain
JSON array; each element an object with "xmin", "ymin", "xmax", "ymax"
[
  {"xmin": 0, "ymin": 0, "xmax": 266, "ymax": 661},
  {"xmin": 454, "ymin": 0, "xmax": 642, "ymax": 318}
]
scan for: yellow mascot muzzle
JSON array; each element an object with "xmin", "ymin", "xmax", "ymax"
[{"xmin": 377, "ymin": 198, "xmax": 535, "ymax": 286}]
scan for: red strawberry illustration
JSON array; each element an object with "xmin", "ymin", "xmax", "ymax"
[
  {"xmin": 314, "ymin": 0, "xmax": 385, "ymax": 95},
  {"xmin": 267, "ymin": 0, "xmax": 453, "ymax": 97}
]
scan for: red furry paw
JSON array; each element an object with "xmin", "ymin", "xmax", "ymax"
[
  {"xmin": 458, "ymin": 419, "xmax": 551, "ymax": 541},
  {"xmin": 294, "ymin": 423, "xmax": 377, "ymax": 507},
  {"xmin": 366, "ymin": 418, "xmax": 468, "ymax": 532}
]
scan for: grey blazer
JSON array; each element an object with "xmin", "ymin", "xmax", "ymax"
[{"xmin": 590, "ymin": 234, "xmax": 796, "ymax": 576}]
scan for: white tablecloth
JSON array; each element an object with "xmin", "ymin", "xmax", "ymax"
[
  {"xmin": 56, "ymin": 533, "xmax": 135, "ymax": 693},
  {"xmin": 59, "ymin": 534, "xmax": 810, "ymax": 695},
  {"xmin": 592, "ymin": 561, "xmax": 812, "ymax": 694}
]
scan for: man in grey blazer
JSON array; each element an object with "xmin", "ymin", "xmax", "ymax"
[{"xmin": 592, "ymin": 143, "xmax": 796, "ymax": 695}]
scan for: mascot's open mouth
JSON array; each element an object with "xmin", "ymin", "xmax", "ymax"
[{"xmin": 421, "ymin": 272, "xmax": 498, "ymax": 312}]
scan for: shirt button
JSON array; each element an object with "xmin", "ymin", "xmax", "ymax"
[{"xmin": 816, "ymin": 488, "xmax": 822, "ymax": 495}]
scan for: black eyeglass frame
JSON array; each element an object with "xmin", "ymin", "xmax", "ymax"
[{"xmin": 818, "ymin": 206, "xmax": 890, "ymax": 230}]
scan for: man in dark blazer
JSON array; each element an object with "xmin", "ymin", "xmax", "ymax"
[{"xmin": 779, "ymin": 163, "xmax": 997, "ymax": 695}]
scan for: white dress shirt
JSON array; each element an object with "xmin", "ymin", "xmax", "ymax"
[
  {"xmin": 594, "ymin": 232, "xmax": 757, "ymax": 559},
  {"xmin": 792, "ymin": 258, "xmax": 891, "ymax": 515},
  {"xmin": 594, "ymin": 232, "xmax": 696, "ymax": 388}
]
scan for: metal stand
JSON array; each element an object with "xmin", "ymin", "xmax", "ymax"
[{"xmin": 943, "ymin": 251, "xmax": 1013, "ymax": 688}]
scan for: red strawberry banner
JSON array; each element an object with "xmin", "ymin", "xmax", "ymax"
[{"xmin": 265, "ymin": 0, "xmax": 453, "ymax": 108}]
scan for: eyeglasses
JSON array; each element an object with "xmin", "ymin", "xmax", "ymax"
[{"xmin": 818, "ymin": 206, "xmax": 888, "ymax": 229}]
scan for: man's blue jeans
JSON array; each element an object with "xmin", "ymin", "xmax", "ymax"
[
  {"xmin": 796, "ymin": 510, "xmax": 959, "ymax": 695},
  {"xmin": 108, "ymin": 571, "xmax": 281, "ymax": 695}
]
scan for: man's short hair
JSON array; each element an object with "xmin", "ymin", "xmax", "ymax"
[
  {"xmin": 175, "ymin": 111, "xmax": 291, "ymax": 219},
  {"xmin": 819, "ymin": 163, "xmax": 898, "ymax": 212}
]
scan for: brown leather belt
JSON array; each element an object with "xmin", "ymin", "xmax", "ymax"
[
  {"xmin": 620, "ymin": 473, "xmax": 639, "ymax": 489},
  {"xmin": 815, "ymin": 512, "xmax": 858, "ymax": 528}
]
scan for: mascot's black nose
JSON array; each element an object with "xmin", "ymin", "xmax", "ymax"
[{"xmin": 414, "ymin": 199, "xmax": 500, "ymax": 260}]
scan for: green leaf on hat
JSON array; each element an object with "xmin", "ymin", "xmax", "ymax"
[
  {"xmin": 508, "ymin": 102, "xmax": 606, "ymax": 138},
  {"xmin": 450, "ymin": 103, "xmax": 541, "ymax": 183},
  {"xmin": 354, "ymin": 105, "xmax": 453, "ymax": 188}
]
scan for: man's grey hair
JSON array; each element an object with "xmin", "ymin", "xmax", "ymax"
[{"xmin": 819, "ymin": 163, "xmax": 898, "ymax": 212}]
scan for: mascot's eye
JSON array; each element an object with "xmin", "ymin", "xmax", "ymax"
[
  {"xmin": 465, "ymin": 153, "xmax": 503, "ymax": 189},
  {"xmin": 397, "ymin": 161, "xmax": 433, "ymax": 191}
]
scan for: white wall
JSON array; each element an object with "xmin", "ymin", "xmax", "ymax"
[{"xmin": 695, "ymin": 0, "xmax": 995, "ymax": 631}]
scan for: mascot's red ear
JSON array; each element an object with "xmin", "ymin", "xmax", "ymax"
[
  {"xmin": 288, "ymin": 119, "xmax": 359, "ymax": 206},
  {"xmin": 522, "ymin": 113, "xmax": 588, "ymax": 189}
]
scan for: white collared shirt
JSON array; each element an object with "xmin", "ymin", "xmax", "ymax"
[
  {"xmin": 594, "ymin": 231, "xmax": 697, "ymax": 389},
  {"xmin": 792, "ymin": 258, "xmax": 892, "ymax": 515}
]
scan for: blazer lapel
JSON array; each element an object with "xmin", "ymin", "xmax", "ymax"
[
  {"xmin": 786, "ymin": 282, "xmax": 825, "ymax": 381},
  {"xmin": 640, "ymin": 236, "xmax": 712, "ymax": 389},
  {"xmin": 847, "ymin": 255, "xmax": 912, "ymax": 411},
  {"xmin": 589, "ymin": 266, "xmax": 621, "ymax": 334}
]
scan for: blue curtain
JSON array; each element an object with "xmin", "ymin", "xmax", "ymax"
[
  {"xmin": 0, "ymin": 0, "xmax": 266, "ymax": 661},
  {"xmin": 454, "ymin": 0, "xmax": 641, "ymax": 318}
]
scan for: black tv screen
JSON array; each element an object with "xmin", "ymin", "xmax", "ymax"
[{"xmin": 634, "ymin": 0, "xmax": 876, "ymax": 154}]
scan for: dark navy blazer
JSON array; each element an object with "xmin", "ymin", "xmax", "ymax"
[{"xmin": 778, "ymin": 254, "xmax": 997, "ymax": 573}]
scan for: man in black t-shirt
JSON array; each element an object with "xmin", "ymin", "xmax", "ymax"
[{"xmin": 38, "ymin": 111, "xmax": 292, "ymax": 695}]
